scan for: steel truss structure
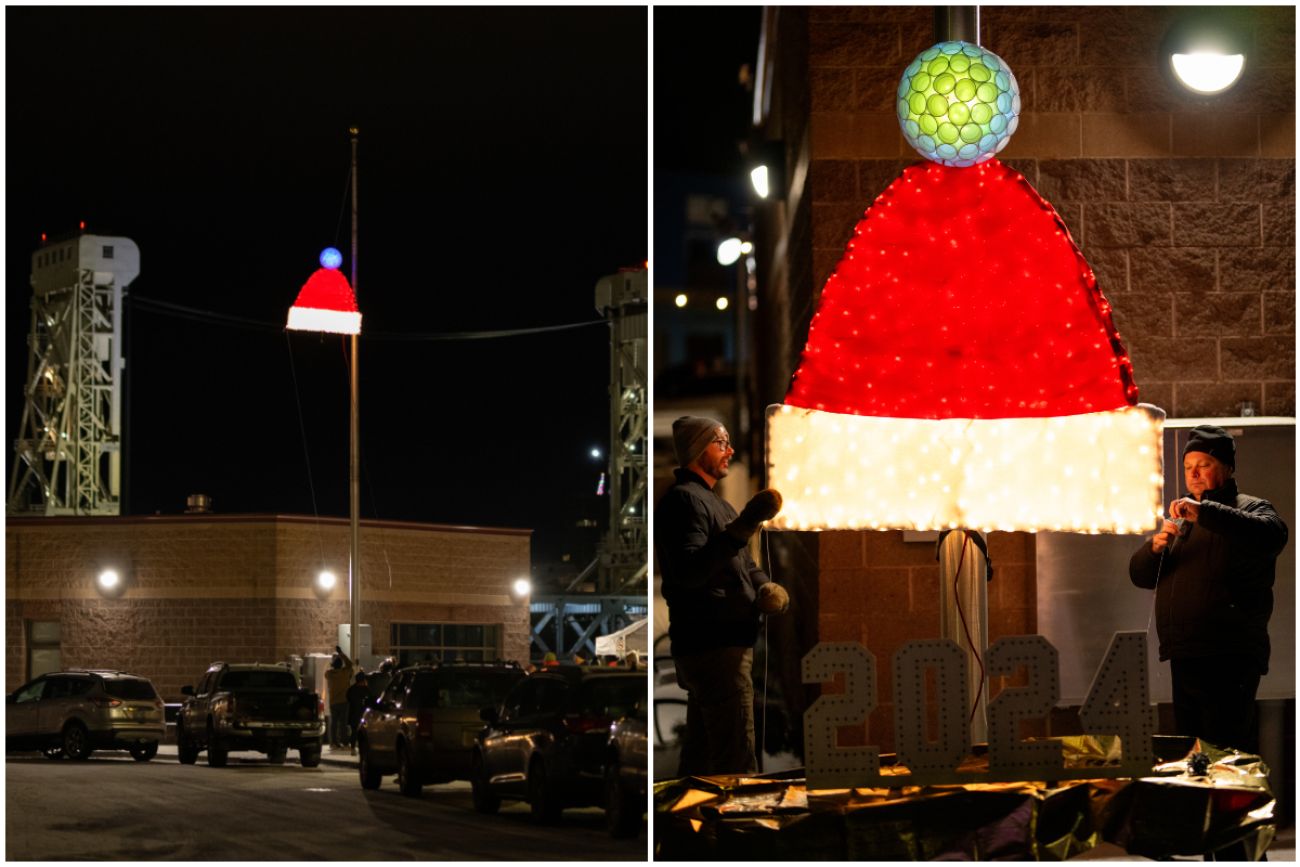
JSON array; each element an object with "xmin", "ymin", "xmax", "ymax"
[
  {"xmin": 528, "ymin": 595, "xmax": 649, "ymax": 662},
  {"xmin": 9, "ymin": 235, "xmax": 137, "ymax": 516},
  {"xmin": 592, "ymin": 268, "xmax": 647, "ymax": 594}
]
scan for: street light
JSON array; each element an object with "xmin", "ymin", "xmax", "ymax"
[
  {"xmin": 287, "ymin": 127, "xmax": 363, "ymax": 661},
  {"xmin": 716, "ymin": 237, "xmax": 744, "ymax": 267}
]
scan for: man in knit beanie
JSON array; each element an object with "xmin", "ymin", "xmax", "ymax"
[
  {"xmin": 656, "ymin": 416, "xmax": 789, "ymax": 776},
  {"xmin": 1129, "ymin": 425, "xmax": 1287, "ymax": 754}
]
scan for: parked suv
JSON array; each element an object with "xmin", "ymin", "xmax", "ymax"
[
  {"xmin": 177, "ymin": 662, "xmax": 325, "ymax": 767},
  {"xmin": 357, "ymin": 660, "xmax": 525, "ymax": 796},
  {"xmin": 472, "ymin": 665, "xmax": 646, "ymax": 823},
  {"xmin": 6, "ymin": 669, "xmax": 165, "ymax": 761}
]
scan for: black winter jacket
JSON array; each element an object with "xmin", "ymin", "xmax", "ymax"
[
  {"xmin": 1129, "ymin": 478, "xmax": 1287, "ymax": 673},
  {"xmin": 655, "ymin": 469, "xmax": 772, "ymax": 656}
]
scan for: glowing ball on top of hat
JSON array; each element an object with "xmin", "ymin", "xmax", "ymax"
[{"xmin": 897, "ymin": 41, "xmax": 1021, "ymax": 168}]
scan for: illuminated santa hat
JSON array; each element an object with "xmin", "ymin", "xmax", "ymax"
[
  {"xmin": 286, "ymin": 248, "xmax": 361, "ymax": 335},
  {"xmin": 766, "ymin": 158, "xmax": 1164, "ymax": 534}
]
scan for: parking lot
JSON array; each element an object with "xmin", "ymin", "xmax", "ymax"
[{"xmin": 6, "ymin": 748, "xmax": 645, "ymax": 861}]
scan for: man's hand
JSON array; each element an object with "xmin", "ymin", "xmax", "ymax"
[
  {"xmin": 725, "ymin": 488, "xmax": 783, "ymax": 544},
  {"xmin": 1169, "ymin": 497, "xmax": 1201, "ymax": 523},
  {"xmin": 756, "ymin": 582, "xmax": 789, "ymax": 615},
  {"xmin": 1151, "ymin": 519, "xmax": 1178, "ymax": 553}
]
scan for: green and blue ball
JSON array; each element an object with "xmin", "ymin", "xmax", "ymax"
[{"xmin": 897, "ymin": 41, "xmax": 1020, "ymax": 168}]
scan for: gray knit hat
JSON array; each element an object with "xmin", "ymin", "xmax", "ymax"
[
  {"xmin": 1183, "ymin": 424, "xmax": 1235, "ymax": 468},
  {"xmin": 672, "ymin": 416, "xmax": 724, "ymax": 467}
]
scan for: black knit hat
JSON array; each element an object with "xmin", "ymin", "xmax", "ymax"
[
  {"xmin": 1183, "ymin": 424, "xmax": 1235, "ymax": 468},
  {"xmin": 672, "ymin": 416, "xmax": 724, "ymax": 467}
]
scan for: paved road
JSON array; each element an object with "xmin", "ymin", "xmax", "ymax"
[{"xmin": 6, "ymin": 750, "xmax": 646, "ymax": 860}]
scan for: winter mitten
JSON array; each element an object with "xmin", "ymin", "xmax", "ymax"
[
  {"xmin": 725, "ymin": 488, "xmax": 784, "ymax": 544},
  {"xmin": 756, "ymin": 582, "xmax": 790, "ymax": 615}
]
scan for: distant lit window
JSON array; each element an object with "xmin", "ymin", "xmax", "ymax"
[
  {"xmin": 390, "ymin": 622, "xmax": 502, "ymax": 666},
  {"xmin": 102, "ymin": 246, "xmax": 114, "ymax": 259}
]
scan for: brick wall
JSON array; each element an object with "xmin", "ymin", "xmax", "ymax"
[
  {"xmin": 6, "ymin": 515, "xmax": 532, "ymax": 699},
  {"xmin": 758, "ymin": 6, "xmax": 1293, "ymax": 753},
  {"xmin": 806, "ymin": 5, "xmax": 1295, "ymax": 416}
]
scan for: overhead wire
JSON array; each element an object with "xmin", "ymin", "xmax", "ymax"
[
  {"xmin": 284, "ymin": 332, "xmax": 329, "ymax": 570},
  {"xmin": 128, "ymin": 294, "xmax": 603, "ymax": 341}
]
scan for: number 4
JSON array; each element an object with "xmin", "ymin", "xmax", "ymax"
[{"xmin": 1079, "ymin": 631, "xmax": 1155, "ymax": 774}]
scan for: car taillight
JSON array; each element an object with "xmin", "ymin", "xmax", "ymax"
[
  {"xmin": 153, "ymin": 698, "xmax": 164, "ymax": 711},
  {"xmin": 90, "ymin": 697, "xmax": 122, "ymax": 709},
  {"xmin": 563, "ymin": 714, "xmax": 610, "ymax": 734},
  {"xmin": 416, "ymin": 709, "xmax": 434, "ymax": 739},
  {"xmin": 318, "ymin": 698, "xmax": 325, "ymax": 718}
]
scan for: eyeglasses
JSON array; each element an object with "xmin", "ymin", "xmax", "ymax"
[{"xmin": 711, "ymin": 437, "xmax": 732, "ymax": 451}]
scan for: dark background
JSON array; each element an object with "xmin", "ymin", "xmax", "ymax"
[{"xmin": 6, "ymin": 7, "xmax": 647, "ymax": 567}]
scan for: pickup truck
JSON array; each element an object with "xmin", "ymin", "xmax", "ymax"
[{"xmin": 177, "ymin": 662, "xmax": 325, "ymax": 767}]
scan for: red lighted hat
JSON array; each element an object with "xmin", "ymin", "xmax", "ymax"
[
  {"xmin": 786, "ymin": 159, "xmax": 1135, "ymax": 419},
  {"xmin": 287, "ymin": 268, "xmax": 361, "ymax": 335},
  {"xmin": 765, "ymin": 159, "xmax": 1164, "ymax": 534}
]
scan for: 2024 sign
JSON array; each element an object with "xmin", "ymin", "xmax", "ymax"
[{"xmin": 802, "ymin": 631, "xmax": 1154, "ymax": 788}]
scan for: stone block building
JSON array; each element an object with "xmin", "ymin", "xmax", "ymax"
[{"xmin": 5, "ymin": 514, "xmax": 532, "ymax": 700}]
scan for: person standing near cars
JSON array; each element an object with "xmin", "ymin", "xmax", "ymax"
[
  {"xmin": 655, "ymin": 415, "xmax": 789, "ymax": 777},
  {"xmin": 1129, "ymin": 425, "xmax": 1288, "ymax": 754},
  {"xmin": 346, "ymin": 671, "xmax": 370, "ymax": 755},
  {"xmin": 325, "ymin": 646, "xmax": 354, "ymax": 749}
]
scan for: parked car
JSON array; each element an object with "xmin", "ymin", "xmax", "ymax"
[
  {"xmin": 471, "ymin": 665, "xmax": 646, "ymax": 823},
  {"xmin": 357, "ymin": 660, "xmax": 525, "ymax": 796},
  {"xmin": 605, "ymin": 706, "xmax": 648, "ymax": 837},
  {"xmin": 6, "ymin": 669, "xmax": 165, "ymax": 761},
  {"xmin": 177, "ymin": 662, "xmax": 325, "ymax": 767}
]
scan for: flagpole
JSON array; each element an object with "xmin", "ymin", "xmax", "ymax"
[{"xmin": 349, "ymin": 126, "xmax": 361, "ymax": 663}]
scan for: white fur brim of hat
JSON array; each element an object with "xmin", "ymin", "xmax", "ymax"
[{"xmin": 765, "ymin": 403, "xmax": 1165, "ymax": 534}]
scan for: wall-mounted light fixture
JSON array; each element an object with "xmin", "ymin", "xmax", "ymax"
[
  {"xmin": 314, "ymin": 570, "xmax": 338, "ymax": 599},
  {"xmin": 511, "ymin": 577, "xmax": 531, "ymax": 599},
  {"xmin": 1162, "ymin": 11, "xmax": 1249, "ymax": 95},
  {"xmin": 743, "ymin": 138, "xmax": 785, "ymax": 200},
  {"xmin": 95, "ymin": 567, "xmax": 128, "ymax": 598}
]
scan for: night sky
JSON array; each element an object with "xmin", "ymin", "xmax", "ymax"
[{"xmin": 6, "ymin": 7, "xmax": 647, "ymax": 568}]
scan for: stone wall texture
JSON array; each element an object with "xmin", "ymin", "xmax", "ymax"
[
  {"xmin": 6, "ymin": 515, "xmax": 532, "ymax": 699},
  {"xmin": 758, "ymin": 6, "xmax": 1293, "ymax": 753},
  {"xmin": 805, "ymin": 5, "xmax": 1295, "ymax": 417}
]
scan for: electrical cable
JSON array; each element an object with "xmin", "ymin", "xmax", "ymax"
[
  {"xmin": 284, "ymin": 333, "xmax": 328, "ymax": 571},
  {"xmin": 761, "ymin": 527, "xmax": 772, "ymax": 774},
  {"xmin": 951, "ymin": 531, "xmax": 988, "ymax": 726},
  {"xmin": 129, "ymin": 294, "xmax": 604, "ymax": 341}
]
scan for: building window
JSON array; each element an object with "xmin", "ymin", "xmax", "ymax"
[
  {"xmin": 102, "ymin": 246, "xmax": 114, "ymax": 259},
  {"xmin": 390, "ymin": 622, "xmax": 501, "ymax": 666},
  {"xmin": 27, "ymin": 621, "xmax": 61, "ymax": 680}
]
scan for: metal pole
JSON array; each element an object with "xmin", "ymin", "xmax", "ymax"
[
  {"xmin": 934, "ymin": 6, "xmax": 980, "ymax": 43},
  {"xmin": 349, "ymin": 126, "xmax": 361, "ymax": 662}
]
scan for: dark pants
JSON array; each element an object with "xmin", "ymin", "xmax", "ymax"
[
  {"xmin": 674, "ymin": 646, "xmax": 756, "ymax": 777},
  {"xmin": 329, "ymin": 702, "xmax": 349, "ymax": 746},
  {"xmin": 1170, "ymin": 655, "xmax": 1261, "ymax": 754}
]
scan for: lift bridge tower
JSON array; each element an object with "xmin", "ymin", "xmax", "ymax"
[
  {"xmin": 8, "ymin": 234, "xmax": 139, "ymax": 516},
  {"xmin": 595, "ymin": 267, "xmax": 648, "ymax": 594},
  {"xmin": 529, "ymin": 267, "xmax": 647, "ymax": 662}
]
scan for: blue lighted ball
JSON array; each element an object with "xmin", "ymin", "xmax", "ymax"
[
  {"xmin": 319, "ymin": 247, "xmax": 343, "ymax": 270},
  {"xmin": 896, "ymin": 41, "xmax": 1020, "ymax": 168}
]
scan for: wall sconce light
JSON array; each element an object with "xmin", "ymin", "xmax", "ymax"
[
  {"xmin": 1162, "ymin": 11, "xmax": 1249, "ymax": 95},
  {"xmin": 511, "ymin": 577, "xmax": 531, "ymax": 599},
  {"xmin": 95, "ymin": 567, "xmax": 128, "ymax": 598},
  {"xmin": 314, "ymin": 570, "xmax": 338, "ymax": 599}
]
